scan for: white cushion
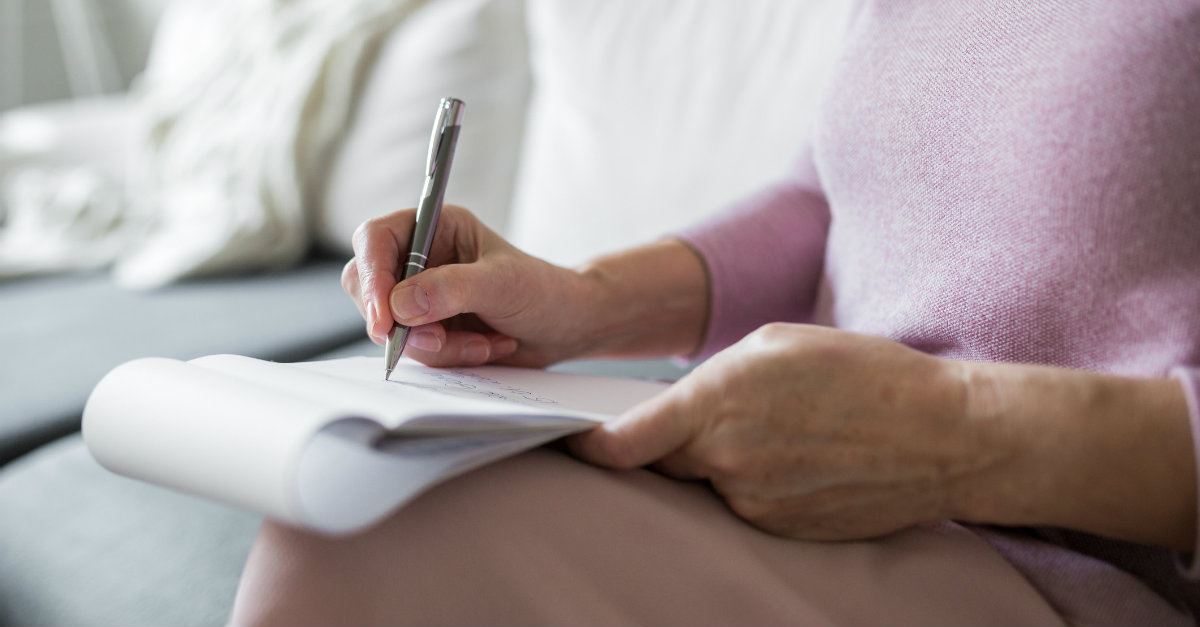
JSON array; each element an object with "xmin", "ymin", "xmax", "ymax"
[
  {"xmin": 315, "ymin": 0, "xmax": 530, "ymax": 253},
  {"xmin": 508, "ymin": 0, "xmax": 854, "ymax": 266}
]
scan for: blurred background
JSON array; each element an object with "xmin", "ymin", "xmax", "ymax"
[
  {"xmin": 0, "ymin": 0, "xmax": 164, "ymax": 109},
  {"xmin": 0, "ymin": 1, "xmax": 850, "ymax": 624}
]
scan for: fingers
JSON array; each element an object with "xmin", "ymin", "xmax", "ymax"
[
  {"xmin": 340, "ymin": 258, "xmax": 365, "ymax": 317},
  {"xmin": 401, "ymin": 325, "xmax": 520, "ymax": 367},
  {"xmin": 568, "ymin": 385, "xmax": 701, "ymax": 470},
  {"xmin": 342, "ymin": 259, "xmax": 382, "ymax": 343},
  {"xmin": 346, "ymin": 207, "xmax": 509, "ymax": 345},
  {"xmin": 351, "ymin": 215, "xmax": 407, "ymax": 342},
  {"xmin": 387, "ymin": 263, "xmax": 508, "ymax": 327}
]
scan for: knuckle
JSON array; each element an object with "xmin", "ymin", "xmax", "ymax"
[
  {"xmin": 383, "ymin": 207, "xmax": 418, "ymax": 231},
  {"xmin": 742, "ymin": 322, "xmax": 840, "ymax": 360},
  {"xmin": 705, "ymin": 445, "xmax": 750, "ymax": 479},
  {"xmin": 433, "ymin": 267, "xmax": 471, "ymax": 313},
  {"xmin": 352, "ymin": 209, "xmax": 417, "ymax": 251},
  {"xmin": 358, "ymin": 262, "xmax": 393, "ymax": 290},
  {"xmin": 357, "ymin": 267, "xmax": 379, "ymax": 290},
  {"xmin": 350, "ymin": 217, "xmax": 381, "ymax": 250},
  {"xmin": 443, "ymin": 204, "xmax": 474, "ymax": 223},
  {"xmin": 751, "ymin": 322, "xmax": 793, "ymax": 342}
]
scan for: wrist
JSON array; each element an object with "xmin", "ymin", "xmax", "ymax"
[
  {"xmin": 570, "ymin": 239, "xmax": 709, "ymax": 360},
  {"xmin": 936, "ymin": 360, "xmax": 1033, "ymax": 525},
  {"xmin": 563, "ymin": 261, "xmax": 618, "ymax": 359},
  {"xmin": 946, "ymin": 361, "xmax": 1196, "ymax": 550},
  {"xmin": 944, "ymin": 362, "xmax": 1088, "ymax": 527},
  {"xmin": 513, "ymin": 254, "xmax": 614, "ymax": 363}
]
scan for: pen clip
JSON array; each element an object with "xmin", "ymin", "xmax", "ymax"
[{"xmin": 426, "ymin": 98, "xmax": 464, "ymax": 177}]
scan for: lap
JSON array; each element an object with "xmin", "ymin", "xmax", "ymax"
[{"xmin": 231, "ymin": 448, "xmax": 1063, "ymax": 627}]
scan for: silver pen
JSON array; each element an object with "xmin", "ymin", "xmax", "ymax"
[{"xmin": 384, "ymin": 97, "xmax": 464, "ymax": 380}]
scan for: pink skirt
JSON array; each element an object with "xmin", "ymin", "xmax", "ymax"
[{"xmin": 230, "ymin": 448, "xmax": 1185, "ymax": 626}]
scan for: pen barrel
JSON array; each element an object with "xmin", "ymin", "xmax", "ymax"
[{"xmin": 404, "ymin": 123, "xmax": 461, "ymax": 281}]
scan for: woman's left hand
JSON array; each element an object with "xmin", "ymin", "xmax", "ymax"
[{"xmin": 569, "ymin": 322, "xmax": 1022, "ymax": 541}]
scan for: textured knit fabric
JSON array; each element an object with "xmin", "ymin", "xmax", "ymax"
[{"xmin": 680, "ymin": 0, "xmax": 1200, "ymax": 623}]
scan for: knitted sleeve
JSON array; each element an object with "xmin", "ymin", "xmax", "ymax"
[{"xmin": 675, "ymin": 146, "xmax": 830, "ymax": 360}]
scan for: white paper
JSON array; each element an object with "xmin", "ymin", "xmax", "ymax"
[
  {"xmin": 83, "ymin": 358, "xmax": 337, "ymax": 522},
  {"xmin": 293, "ymin": 422, "xmax": 578, "ymax": 532},
  {"xmin": 83, "ymin": 355, "xmax": 670, "ymax": 533}
]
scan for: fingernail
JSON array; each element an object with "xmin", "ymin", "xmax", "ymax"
[
  {"xmin": 390, "ymin": 285, "xmax": 430, "ymax": 322},
  {"xmin": 462, "ymin": 340, "xmax": 489, "ymax": 363},
  {"xmin": 408, "ymin": 330, "xmax": 442, "ymax": 352},
  {"xmin": 366, "ymin": 301, "xmax": 380, "ymax": 336}
]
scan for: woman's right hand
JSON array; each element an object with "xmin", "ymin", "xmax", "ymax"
[{"xmin": 342, "ymin": 205, "xmax": 598, "ymax": 368}]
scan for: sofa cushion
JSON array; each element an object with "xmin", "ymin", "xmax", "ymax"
[
  {"xmin": 0, "ymin": 340, "xmax": 377, "ymax": 627},
  {"xmin": 0, "ymin": 335, "xmax": 687, "ymax": 627},
  {"xmin": 0, "ymin": 434, "xmax": 261, "ymax": 627},
  {"xmin": 0, "ymin": 258, "xmax": 362, "ymax": 463},
  {"xmin": 315, "ymin": 0, "xmax": 530, "ymax": 252},
  {"xmin": 507, "ymin": 0, "xmax": 855, "ymax": 266}
]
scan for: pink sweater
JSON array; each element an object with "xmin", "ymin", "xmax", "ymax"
[{"xmin": 680, "ymin": 1, "xmax": 1200, "ymax": 623}]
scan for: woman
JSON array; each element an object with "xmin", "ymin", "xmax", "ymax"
[{"xmin": 232, "ymin": 2, "xmax": 1200, "ymax": 624}]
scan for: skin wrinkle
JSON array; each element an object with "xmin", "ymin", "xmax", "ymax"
[{"xmin": 598, "ymin": 323, "xmax": 1006, "ymax": 541}]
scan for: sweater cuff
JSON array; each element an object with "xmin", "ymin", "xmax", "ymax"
[
  {"xmin": 1172, "ymin": 366, "xmax": 1200, "ymax": 579},
  {"xmin": 675, "ymin": 181, "xmax": 829, "ymax": 362}
]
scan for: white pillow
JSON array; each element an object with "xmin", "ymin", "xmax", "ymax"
[
  {"xmin": 508, "ymin": 0, "xmax": 853, "ymax": 266},
  {"xmin": 315, "ymin": 0, "xmax": 530, "ymax": 253}
]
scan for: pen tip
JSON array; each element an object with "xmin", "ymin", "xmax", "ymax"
[{"xmin": 384, "ymin": 369, "xmax": 393, "ymax": 382}]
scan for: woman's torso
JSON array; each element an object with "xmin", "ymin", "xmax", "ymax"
[
  {"xmin": 812, "ymin": 0, "xmax": 1200, "ymax": 377},
  {"xmin": 807, "ymin": 0, "xmax": 1200, "ymax": 618}
]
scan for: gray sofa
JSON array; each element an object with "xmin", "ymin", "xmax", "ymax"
[
  {"xmin": 0, "ymin": 258, "xmax": 363, "ymax": 626},
  {"xmin": 0, "ymin": 258, "xmax": 686, "ymax": 626}
]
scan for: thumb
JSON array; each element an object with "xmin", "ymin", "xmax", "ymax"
[
  {"xmin": 568, "ymin": 386, "xmax": 699, "ymax": 470},
  {"xmin": 389, "ymin": 262, "xmax": 503, "ymax": 326}
]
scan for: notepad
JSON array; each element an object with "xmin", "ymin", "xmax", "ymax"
[{"xmin": 83, "ymin": 355, "xmax": 668, "ymax": 534}]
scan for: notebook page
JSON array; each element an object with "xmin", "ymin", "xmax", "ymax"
[
  {"xmin": 84, "ymin": 354, "xmax": 673, "ymax": 531},
  {"xmin": 192, "ymin": 354, "xmax": 532, "ymax": 430},
  {"xmin": 295, "ymin": 356, "xmax": 671, "ymax": 424},
  {"xmin": 83, "ymin": 358, "xmax": 341, "ymax": 522},
  {"xmin": 197, "ymin": 355, "xmax": 670, "ymax": 432}
]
